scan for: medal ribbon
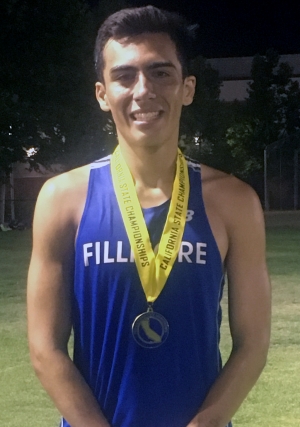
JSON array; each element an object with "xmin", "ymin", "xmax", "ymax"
[{"xmin": 111, "ymin": 145, "xmax": 189, "ymax": 303}]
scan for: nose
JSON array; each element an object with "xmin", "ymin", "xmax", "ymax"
[{"xmin": 133, "ymin": 73, "xmax": 155, "ymax": 100}]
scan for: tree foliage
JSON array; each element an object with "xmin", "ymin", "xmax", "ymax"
[
  {"xmin": 180, "ymin": 56, "xmax": 232, "ymax": 170},
  {"xmin": 225, "ymin": 50, "xmax": 300, "ymax": 177},
  {"xmin": 0, "ymin": 0, "xmax": 132, "ymax": 181}
]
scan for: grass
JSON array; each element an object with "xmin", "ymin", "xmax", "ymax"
[
  {"xmin": 0, "ymin": 230, "xmax": 60, "ymax": 426},
  {"xmin": 221, "ymin": 226, "xmax": 300, "ymax": 426},
  {"xmin": 0, "ymin": 226, "xmax": 300, "ymax": 426}
]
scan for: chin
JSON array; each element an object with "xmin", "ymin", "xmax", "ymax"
[
  {"xmin": 135, "ymin": 136, "xmax": 166, "ymax": 148},
  {"xmin": 125, "ymin": 130, "xmax": 163, "ymax": 146}
]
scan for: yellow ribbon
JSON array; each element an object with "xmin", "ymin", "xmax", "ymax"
[{"xmin": 111, "ymin": 146, "xmax": 189, "ymax": 303}]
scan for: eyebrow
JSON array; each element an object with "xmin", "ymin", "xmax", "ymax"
[
  {"xmin": 109, "ymin": 61, "xmax": 176, "ymax": 75},
  {"xmin": 147, "ymin": 61, "xmax": 176, "ymax": 70}
]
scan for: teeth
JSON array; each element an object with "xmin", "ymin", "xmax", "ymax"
[{"xmin": 134, "ymin": 112, "xmax": 160, "ymax": 121}]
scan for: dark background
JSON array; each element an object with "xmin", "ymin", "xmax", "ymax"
[{"xmin": 88, "ymin": 0, "xmax": 300, "ymax": 58}]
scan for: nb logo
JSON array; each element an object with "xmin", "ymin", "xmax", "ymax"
[{"xmin": 186, "ymin": 210, "xmax": 195, "ymax": 222}]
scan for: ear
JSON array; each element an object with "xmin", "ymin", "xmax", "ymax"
[
  {"xmin": 182, "ymin": 76, "xmax": 196, "ymax": 106},
  {"xmin": 95, "ymin": 82, "xmax": 110, "ymax": 112}
]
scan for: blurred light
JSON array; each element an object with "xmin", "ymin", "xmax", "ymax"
[{"xmin": 25, "ymin": 147, "xmax": 38, "ymax": 157}]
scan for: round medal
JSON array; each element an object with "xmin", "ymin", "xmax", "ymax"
[{"xmin": 132, "ymin": 311, "xmax": 169, "ymax": 348}]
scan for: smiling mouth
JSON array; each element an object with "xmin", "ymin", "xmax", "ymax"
[{"xmin": 131, "ymin": 111, "xmax": 162, "ymax": 121}]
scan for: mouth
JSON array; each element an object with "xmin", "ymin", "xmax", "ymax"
[{"xmin": 130, "ymin": 111, "xmax": 163, "ymax": 122}]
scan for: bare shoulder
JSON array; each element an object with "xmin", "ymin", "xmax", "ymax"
[
  {"xmin": 200, "ymin": 164, "xmax": 265, "ymax": 261},
  {"xmin": 36, "ymin": 164, "xmax": 91, "ymax": 228},
  {"xmin": 201, "ymin": 164, "xmax": 263, "ymax": 222},
  {"xmin": 39, "ymin": 164, "xmax": 90, "ymax": 201}
]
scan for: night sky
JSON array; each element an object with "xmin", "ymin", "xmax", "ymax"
[{"xmin": 89, "ymin": 0, "xmax": 300, "ymax": 58}]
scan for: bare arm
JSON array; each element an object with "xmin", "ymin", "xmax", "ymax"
[
  {"xmin": 187, "ymin": 181, "xmax": 271, "ymax": 427},
  {"xmin": 27, "ymin": 173, "xmax": 110, "ymax": 427}
]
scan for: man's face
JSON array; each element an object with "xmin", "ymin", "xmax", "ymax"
[{"xmin": 96, "ymin": 33, "xmax": 196, "ymax": 149}]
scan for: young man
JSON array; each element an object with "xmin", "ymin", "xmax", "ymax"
[{"xmin": 27, "ymin": 6, "xmax": 271, "ymax": 427}]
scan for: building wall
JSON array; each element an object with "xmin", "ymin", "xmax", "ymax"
[
  {"xmin": 207, "ymin": 54, "xmax": 300, "ymax": 101},
  {"xmin": 2, "ymin": 162, "xmax": 64, "ymax": 226}
]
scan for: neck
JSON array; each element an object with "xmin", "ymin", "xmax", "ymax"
[{"xmin": 118, "ymin": 142, "xmax": 178, "ymax": 208}]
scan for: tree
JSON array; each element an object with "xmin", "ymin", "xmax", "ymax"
[
  {"xmin": 179, "ymin": 56, "xmax": 231, "ymax": 169},
  {"xmin": 0, "ymin": 0, "xmax": 124, "ymax": 181},
  {"xmin": 223, "ymin": 50, "xmax": 300, "ymax": 178},
  {"xmin": 0, "ymin": 0, "xmax": 92, "ymax": 177}
]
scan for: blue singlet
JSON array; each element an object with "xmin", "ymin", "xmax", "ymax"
[{"xmin": 61, "ymin": 155, "xmax": 232, "ymax": 427}]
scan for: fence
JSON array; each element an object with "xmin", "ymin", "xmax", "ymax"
[{"xmin": 264, "ymin": 139, "xmax": 299, "ymax": 211}]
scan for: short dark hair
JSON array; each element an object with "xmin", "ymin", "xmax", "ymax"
[{"xmin": 94, "ymin": 5, "xmax": 197, "ymax": 82}]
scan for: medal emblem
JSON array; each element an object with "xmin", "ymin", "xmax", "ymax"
[{"xmin": 132, "ymin": 310, "xmax": 169, "ymax": 348}]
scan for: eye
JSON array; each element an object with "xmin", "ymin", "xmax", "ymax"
[
  {"xmin": 119, "ymin": 73, "xmax": 134, "ymax": 81},
  {"xmin": 152, "ymin": 70, "xmax": 170, "ymax": 78},
  {"xmin": 113, "ymin": 72, "xmax": 136, "ymax": 84}
]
